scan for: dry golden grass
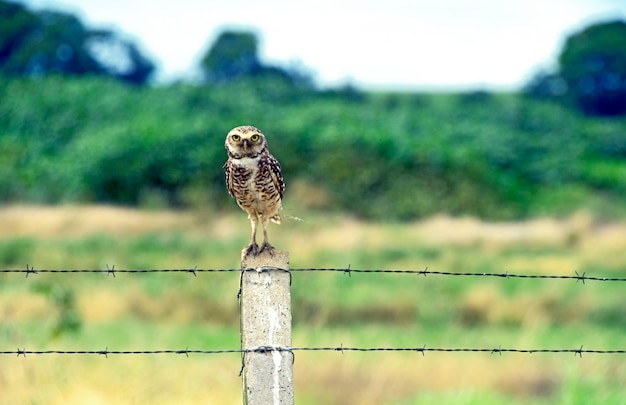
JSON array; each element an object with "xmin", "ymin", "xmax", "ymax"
[
  {"xmin": 0, "ymin": 204, "xmax": 195, "ymax": 238},
  {"xmin": 1, "ymin": 204, "xmax": 624, "ymax": 253},
  {"xmin": 2, "ymin": 355, "xmax": 242, "ymax": 405},
  {"xmin": 295, "ymin": 352, "xmax": 563, "ymax": 404}
]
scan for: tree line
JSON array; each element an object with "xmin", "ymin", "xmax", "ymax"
[
  {"xmin": 0, "ymin": 1, "xmax": 154, "ymax": 84},
  {"xmin": 2, "ymin": 1, "xmax": 626, "ymax": 116},
  {"xmin": 0, "ymin": 1, "xmax": 311, "ymax": 88}
]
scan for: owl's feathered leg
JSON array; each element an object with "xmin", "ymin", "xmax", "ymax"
[
  {"xmin": 258, "ymin": 215, "xmax": 276, "ymax": 256},
  {"xmin": 243, "ymin": 214, "xmax": 259, "ymax": 256}
]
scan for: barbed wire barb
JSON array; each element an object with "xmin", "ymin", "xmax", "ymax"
[
  {"xmin": 576, "ymin": 345, "xmax": 584, "ymax": 358},
  {"xmin": 25, "ymin": 264, "xmax": 37, "ymax": 278},
  {"xmin": 238, "ymin": 353, "xmax": 246, "ymax": 377}
]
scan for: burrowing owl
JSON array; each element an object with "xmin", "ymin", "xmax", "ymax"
[{"xmin": 224, "ymin": 125, "xmax": 285, "ymax": 256}]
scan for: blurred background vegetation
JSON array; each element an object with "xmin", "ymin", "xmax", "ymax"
[
  {"xmin": 2, "ymin": 2, "xmax": 626, "ymax": 403},
  {"xmin": 1, "ymin": 0, "xmax": 625, "ymax": 220}
]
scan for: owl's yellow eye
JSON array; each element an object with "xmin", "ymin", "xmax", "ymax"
[
  {"xmin": 232, "ymin": 135, "xmax": 241, "ymax": 142},
  {"xmin": 251, "ymin": 134, "xmax": 259, "ymax": 142}
]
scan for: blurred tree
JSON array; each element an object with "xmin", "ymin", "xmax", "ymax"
[
  {"xmin": 0, "ymin": 0, "xmax": 154, "ymax": 84},
  {"xmin": 527, "ymin": 19, "xmax": 626, "ymax": 116},
  {"xmin": 0, "ymin": 0, "xmax": 39, "ymax": 62},
  {"xmin": 200, "ymin": 31, "xmax": 261, "ymax": 83},
  {"xmin": 522, "ymin": 69, "xmax": 568, "ymax": 100},
  {"xmin": 86, "ymin": 29, "xmax": 155, "ymax": 85},
  {"xmin": 199, "ymin": 30, "xmax": 314, "ymax": 88},
  {"xmin": 1, "ymin": 8, "xmax": 103, "ymax": 76},
  {"xmin": 559, "ymin": 19, "xmax": 626, "ymax": 116}
]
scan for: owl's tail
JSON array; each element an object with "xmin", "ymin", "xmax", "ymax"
[{"xmin": 270, "ymin": 214, "xmax": 281, "ymax": 225}]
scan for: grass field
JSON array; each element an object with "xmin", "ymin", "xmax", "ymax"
[{"xmin": 1, "ymin": 205, "xmax": 625, "ymax": 404}]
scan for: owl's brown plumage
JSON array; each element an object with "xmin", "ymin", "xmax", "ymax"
[{"xmin": 224, "ymin": 125, "xmax": 285, "ymax": 256}]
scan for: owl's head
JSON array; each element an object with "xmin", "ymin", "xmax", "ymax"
[{"xmin": 225, "ymin": 125, "xmax": 268, "ymax": 158}]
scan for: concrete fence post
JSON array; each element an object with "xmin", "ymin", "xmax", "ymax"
[{"xmin": 240, "ymin": 250, "xmax": 294, "ymax": 405}]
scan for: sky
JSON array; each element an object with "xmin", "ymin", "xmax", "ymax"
[{"xmin": 19, "ymin": 0, "xmax": 626, "ymax": 90}]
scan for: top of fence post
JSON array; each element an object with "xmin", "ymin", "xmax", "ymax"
[{"xmin": 240, "ymin": 250, "xmax": 293, "ymax": 405}]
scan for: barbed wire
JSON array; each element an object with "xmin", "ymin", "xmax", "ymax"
[
  {"xmin": 2, "ymin": 265, "xmax": 625, "ymax": 283},
  {"xmin": 291, "ymin": 267, "xmax": 626, "ymax": 283},
  {"xmin": 3, "ymin": 345, "xmax": 626, "ymax": 358}
]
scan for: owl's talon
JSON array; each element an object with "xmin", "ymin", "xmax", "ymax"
[
  {"xmin": 258, "ymin": 242, "xmax": 276, "ymax": 256},
  {"xmin": 243, "ymin": 243, "xmax": 259, "ymax": 257}
]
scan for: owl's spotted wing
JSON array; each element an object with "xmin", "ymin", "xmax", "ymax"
[
  {"xmin": 224, "ymin": 159, "xmax": 236, "ymax": 198},
  {"xmin": 267, "ymin": 154, "xmax": 285, "ymax": 200}
]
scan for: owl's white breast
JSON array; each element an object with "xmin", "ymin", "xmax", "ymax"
[{"xmin": 233, "ymin": 156, "xmax": 261, "ymax": 170}]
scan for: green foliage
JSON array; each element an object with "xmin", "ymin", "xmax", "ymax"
[
  {"xmin": 0, "ymin": 237, "xmax": 34, "ymax": 265},
  {"xmin": 1, "ymin": 75, "xmax": 625, "ymax": 220},
  {"xmin": 0, "ymin": 1, "xmax": 39, "ymax": 58},
  {"xmin": 31, "ymin": 281, "xmax": 82, "ymax": 338}
]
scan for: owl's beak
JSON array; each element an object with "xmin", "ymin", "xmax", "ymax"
[{"xmin": 242, "ymin": 139, "xmax": 250, "ymax": 149}]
